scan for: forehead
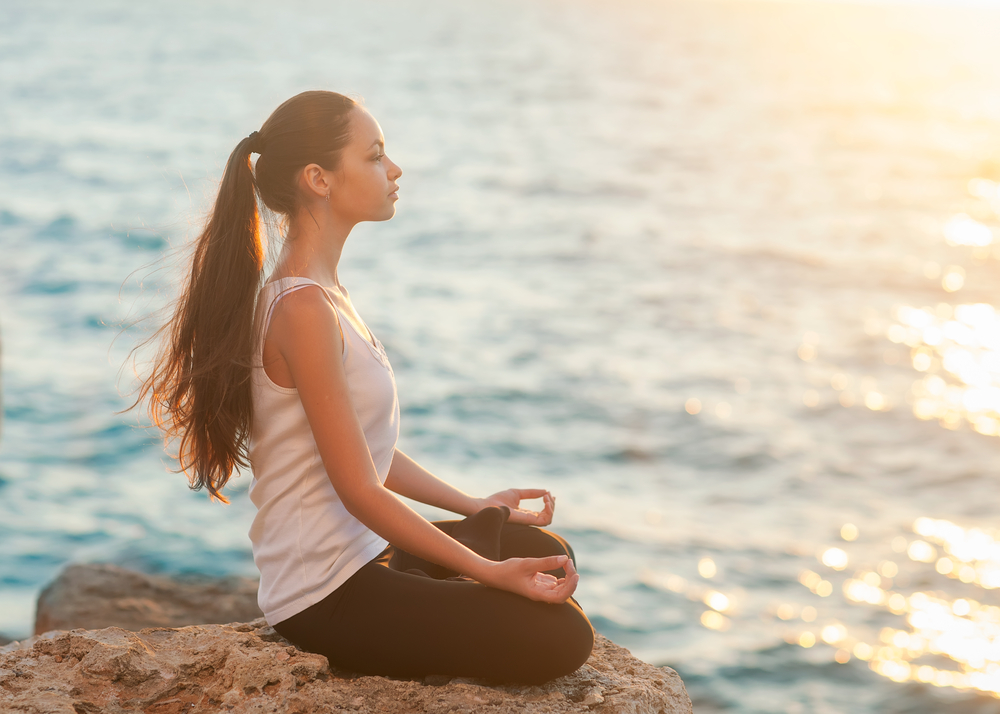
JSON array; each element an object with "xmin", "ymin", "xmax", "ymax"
[{"xmin": 349, "ymin": 108, "xmax": 384, "ymax": 146}]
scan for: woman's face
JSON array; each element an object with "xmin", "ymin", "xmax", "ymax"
[{"xmin": 327, "ymin": 107, "xmax": 402, "ymax": 223}]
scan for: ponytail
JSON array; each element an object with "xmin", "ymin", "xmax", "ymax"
[
  {"xmin": 135, "ymin": 135, "xmax": 263, "ymax": 502},
  {"xmin": 133, "ymin": 91, "xmax": 356, "ymax": 502}
]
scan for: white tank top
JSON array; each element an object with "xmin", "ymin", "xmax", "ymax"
[{"xmin": 247, "ymin": 276, "xmax": 400, "ymax": 625}]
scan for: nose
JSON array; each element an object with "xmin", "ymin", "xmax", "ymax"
[{"xmin": 388, "ymin": 157, "xmax": 402, "ymax": 180}]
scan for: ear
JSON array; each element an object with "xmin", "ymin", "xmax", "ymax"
[{"xmin": 298, "ymin": 163, "xmax": 332, "ymax": 199}]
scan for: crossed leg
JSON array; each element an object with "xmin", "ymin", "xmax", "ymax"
[{"xmin": 273, "ymin": 516, "xmax": 593, "ymax": 684}]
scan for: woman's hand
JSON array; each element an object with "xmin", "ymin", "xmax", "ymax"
[
  {"xmin": 477, "ymin": 489, "xmax": 554, "ymax": 526},
  {"xmin": 476, "ymin": 554, "xmax": 579, "ymax": 604}
]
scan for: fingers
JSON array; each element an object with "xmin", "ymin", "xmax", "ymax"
[
  {"xmin": 505, "ymin": 506, "xmax": 553, "ymax": 526},
  {"xmin": 489, "ymin": 490, "xmax": 556, "ymax": 526},
  {"xmin": 556, "ymin": 572, "xmax": 578, "ymax": 601},
  {"xmin": 563, "ymin": 555, "xmax": 577, "ymax": 579},
  {"xmin": 532, "ymin": 572, "xmax": 578, "ymax": 603},
  {"xmin": 540, "ymin": 492, "xmax": 555, "ymax": 524},
  {"xmin": 496, "ymin": 555, "xmax": 579, "ymax": 603},
  {"xmin": 547, "ymin": 557, "xmax": 579, "ymax": 602},
  {"xmin": 507, "ymin": 490, "xmax": 555, "ymax": 525},
  {"xmin": 505, "ymin": 509, "xmax": 536, "ymax": 526}
]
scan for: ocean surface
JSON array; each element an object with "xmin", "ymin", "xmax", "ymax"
[{"xmin": 5, "ymin": 0, "xmax": 1000, "ymax": 711}]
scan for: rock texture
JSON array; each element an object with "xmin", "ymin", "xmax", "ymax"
[
  {"xmin": 34, "ymin": 564, "xmax": 262, "ymax": 635},
  {"xmin": 0, "ymin": 619, "xmax": 692, "ymax": 713},
  {"xmin": 15, "ymin": 565, "xmax": 691, "ymax": 712}
]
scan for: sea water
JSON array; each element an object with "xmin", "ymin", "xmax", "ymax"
[{"xmin": 4, "ymin": 1, "xmax": 1000, "ymax": 711}]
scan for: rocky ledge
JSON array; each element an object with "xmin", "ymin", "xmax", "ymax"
[
  {"xmin": 34, "ymin": 564, "xmax": 263, "ymax": 634},
  {"xmin": 2, "ymin": 565, "xmax": 692, "ymax": 713}
]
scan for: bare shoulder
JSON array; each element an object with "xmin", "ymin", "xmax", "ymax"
[{"xmin": 266, "ymin": 284, "xmax": 344, "ymax": 354}]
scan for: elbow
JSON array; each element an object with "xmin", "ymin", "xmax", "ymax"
[{"xmin": 336, "ymin": 478, "xmax": 386, "ymax": 522}]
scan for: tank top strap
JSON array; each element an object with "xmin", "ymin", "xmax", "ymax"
[{"xmin": 260, "ymin": 277, "xmax": 345, "ymax": 349}]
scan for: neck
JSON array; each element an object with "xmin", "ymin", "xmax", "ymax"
[{"xmin": 277, "ymin": 199, "xmax": 356, "ymax": 287}]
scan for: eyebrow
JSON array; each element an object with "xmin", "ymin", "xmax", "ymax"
[{"xmin": 368, "ymin": 139, "xmax": 384, "ymax": 150}]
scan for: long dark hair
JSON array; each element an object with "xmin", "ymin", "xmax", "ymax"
[{"xmin": 133, "ymin": 90, "xmax": 357, "ymax": 502}]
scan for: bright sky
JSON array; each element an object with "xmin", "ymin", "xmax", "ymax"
[{"xmin": 771, "ymin": 0, "xmax": 1000, "ymax": 7}]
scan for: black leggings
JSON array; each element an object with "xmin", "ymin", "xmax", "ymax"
[{"xmin": 273, "ymin": 514, "xmax": 594, "ymax": 684}]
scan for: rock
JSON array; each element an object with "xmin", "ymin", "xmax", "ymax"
[
  {"xmin": 0, "ymin": 634, "xmax": 10, "ymax": 647},
  {"xmin": 34, "ymin": 564, "xmax": 262, "ymax": 635},
  {"xmin": 19, "ymin": 564, "xmax": 692, "ymax": 711},
  {"xmin": 0, "ymin": 619, "xmax": 692, "ymax": 713}
]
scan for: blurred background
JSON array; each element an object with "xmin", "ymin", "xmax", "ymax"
[{"xmin": 4, "ymin": 0, "xmax": 1000, "ymax": 711}]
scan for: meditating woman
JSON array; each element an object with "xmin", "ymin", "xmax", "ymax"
[{"xmin": 135, "ymin": 90, "xmax": 594, "ymax": 683}]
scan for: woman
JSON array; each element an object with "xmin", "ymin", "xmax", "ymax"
[{"xmin": 137, "ymin": 90, "xmax": 594, "ymax": 683}]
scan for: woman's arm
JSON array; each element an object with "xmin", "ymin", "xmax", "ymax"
[
  {"xmin": 384, "ymin": 450, "xmax": 555, "ymax": 526},
  {"xmin": 383, "ymin": 450, "xmax": 480, "ymax": 516},
  {"xmin": 267, "ymin": 288, "xmax": 578, "ymax": 603}
]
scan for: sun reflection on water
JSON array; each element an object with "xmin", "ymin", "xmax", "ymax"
[
  {"xmin": 813, "ymin": 519, "xmax": 1000, "ymax": 696},
  {"xmin": 645, "ymin": 519, "xmax": 1000, "ymax": 697},
  {"xmin": 660, "ymin": 172, "xmax": 1000, "ymax": 699},
  {"xmin": 944, "ymin": 213, "xmax": 993, "ymax": 249},
  {"xmin": 914, "ymin": 517, "xmax": 1000, "ymax": 589},
  {"xmin": 884, "ymin": 177, "xmax": 1000, "ymax": 434},
  {"xmin": 832, "ymin": 180, "xmax": 1000, "ymax": 694},
  {"xmin": 889, "ymin": 302, "xmax": 1000, "ymax": 435}
]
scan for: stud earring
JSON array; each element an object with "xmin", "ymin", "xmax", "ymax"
[{"xmin": 325, "ymin": 192, "xmax": 330, "ymax": 201}]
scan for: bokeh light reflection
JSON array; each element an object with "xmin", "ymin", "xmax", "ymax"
[
  {"xmin": 644, "ymin": 517, "xmax": 1000, "ymax": 697},
  {"xmin": 889, "ymin": 303, "xmax": 1000, "ymax": 435},
  {"xmin": 943, "ymin": 214, "xmax": 993, "ymax": 248},
  {"xmin": 826, "ymin": 518, "xmax": 1000, "ymax": 697}
]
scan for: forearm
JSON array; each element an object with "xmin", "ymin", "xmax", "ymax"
[
  {"xmin": 383, "ymin": 449, "xmax": 481, "ymax": 516},
  {"xmin": 342, "ymin": 478, "xmax": 492, "ymax": 579},
  {"xmin": 342, "ymin": 480, "xmax": 576, "ymax": 602}
]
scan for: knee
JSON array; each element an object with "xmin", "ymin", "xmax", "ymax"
[
  {"xmin": 500, "ymin": 525, "xmax": 577, "ymax": 567},
  {"xmin": 557, "ymin": 604, "xmax": 595, "ymax": 674},
  {"xmin": 524, "ymin": 604, "xmax": 594, "ymax": 684},
  {"xmin": 562, "ymin": 539, "xmax": 577, "ymax": 568}
]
